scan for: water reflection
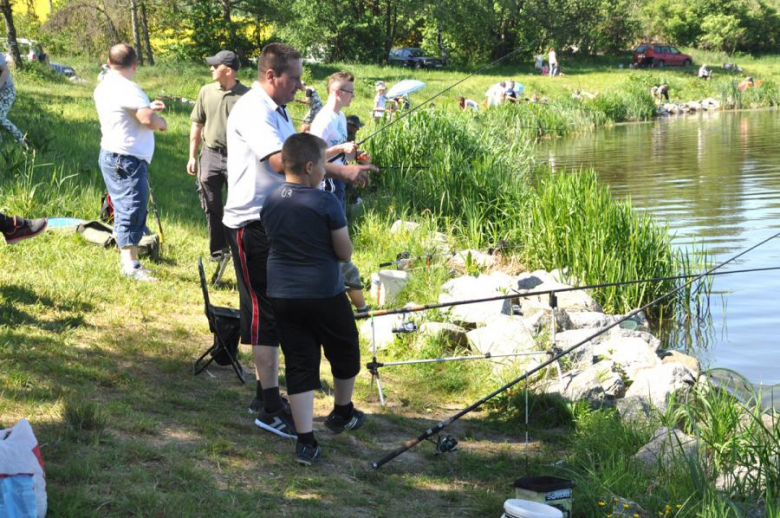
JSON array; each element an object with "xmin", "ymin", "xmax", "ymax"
[{"xmin": 538, "ymin": 109, "xmax": 780, "ymax": 384}]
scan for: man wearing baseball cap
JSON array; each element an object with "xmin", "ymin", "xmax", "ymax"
[
  {"xmin": 188, "ymin": 50, "xmax": 249, "ymax": 261},
  {"xmin": 346, "ymin": 114, "xmax": 364, "ymax": 142}
]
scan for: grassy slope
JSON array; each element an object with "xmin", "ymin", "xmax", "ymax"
[{"xmin": 1, "ymin": 54, "xmax": 777, "ymax": 516}]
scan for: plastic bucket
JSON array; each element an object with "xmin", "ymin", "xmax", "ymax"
[
  {"xmin": 502, "ymin": 498, "xmax": 563, "ymax": 518},
  {"xmin": 513, "ymin": 476, "xmax": 575, "ymax": 518},
  {"xmin": 377, "ymin": 270, "xmax": 410, "ymax": 305}
]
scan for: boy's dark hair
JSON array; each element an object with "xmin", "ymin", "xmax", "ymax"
[
  {"xmin": 109, "ymin": 43, "xmax": 137, "ymax": 69},
  {"xmin": 282, "ymin": 133, "xmax": 326, "ymax": 176},
  {"xmin": 258, "ymin": 43, "xmax": 301, "ymax": 79},
  {"xmin": 327, "ymin": 71, "xmax": 354, "ymax": 92}
]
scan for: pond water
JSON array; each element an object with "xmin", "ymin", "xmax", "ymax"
[{"xmin": 537, "ymin": 109, "xmax": 780, "ymax": 385}]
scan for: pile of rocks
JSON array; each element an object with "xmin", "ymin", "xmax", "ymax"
[
  {"xmin": 360, "ymin": 268, "xmax": 701, "ymax": 422},
  {"xmin": 659, "ymin": 97, "xmax": 721, "ymax": 115}
]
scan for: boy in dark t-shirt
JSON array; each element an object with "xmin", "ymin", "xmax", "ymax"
[{"xmin": 261, "ymin": 133, "xmax": 366, "ymax": 466}]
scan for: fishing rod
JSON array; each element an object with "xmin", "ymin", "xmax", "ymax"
[
  {"xmin": 371, "ymin": 230, "xmax": 780, "ymax": 469},
  {"xmin": 367, "ymin": 350, "xmax": 548, "ymax": 370},
  {"xmin": 355, "ymin": 265, "xmax": 780, "ymax": 320},
  {"xmin": 147, "ymin": 175, "xmax": 165, "ymax": 248}
]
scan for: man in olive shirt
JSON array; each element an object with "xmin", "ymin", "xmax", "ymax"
[{"xmin": 188, "ymin": 50, "xmax": 250, "ymax": 260}]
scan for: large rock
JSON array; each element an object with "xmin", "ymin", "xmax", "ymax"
[
  {"xmin": 660, "ymin": 350, "xmax": 701, "ymax": 378},
  {"xmin": 563, "ymin": 361, "xmax": 625, "ymax": 407},
  {"xmin": 619, "ymin": 364, "xmax": 696, "ymax": 419},
  {"xmin": 390, "ymin": 220, "xmax": 420, "ymax": 233},
  {"xmin": 439, "ymin": 273, "xmax": 516, "ymax": 325},
  {"xmin": 417, "ymin": 322, "xmax": 468, "ymax": 349},
  {"xmin": 553, "ymin": 328, "xmax": 606, "ymax": 365},
  {"xmin": 516, "ymin": 270, "xmax": 602, "ymax": 314},
  {"xmin": 522, "ymin": 307, "xmax": 573, "ymax": 334},
  {"xmin": 634, "ymin": 427, "xmax": 699, "ymax": 469},
  {"xmin": 466, "ymin": 319, "xmax": 536, "ymax": 357},
  {"xmin": 593, "ymin": 336, "xmax": 661, "ymax": 380},
  {"xmin": 358, "ymin": 313, "xmax": 405, "ymax": 351},
  {"xmin": 568, "ymin": 311, "xmax": 615, "ymax": 330}
]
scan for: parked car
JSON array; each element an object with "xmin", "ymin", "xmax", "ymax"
[
  {"xmin": 388, "ymin": 47, "xmax": 444, "ymax": 69},
  {"xmin": 1, "ymin": 38, "xmax": 47, "ymax": 63},
  {"xmin": 633, "ymin": 44, "xmax": 692, "ymax": 68}
]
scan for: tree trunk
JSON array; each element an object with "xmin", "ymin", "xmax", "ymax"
[
  {"xmin": 130, "ymin": 0, "xmax": 143, "ymax": 65},
  {"xmin": 383, "ymin": 0, "xmax": 392, "ymax": 64},
  {"xmin": 140, "ymin": 0, "xmax": 153, "ymax": 65},
  {"xmin": 0, "ymin": 0, "xmax": 23, "ymax": 69}
]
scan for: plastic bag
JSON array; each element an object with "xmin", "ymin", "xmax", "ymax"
[{"xmin": 0, "ymin": 419, "xmax": 47, "ymax": 517}]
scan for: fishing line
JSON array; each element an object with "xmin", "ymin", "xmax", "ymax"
[{"xmin": 370, "ymin": 230, "xmax": 780, "ymax": 468}]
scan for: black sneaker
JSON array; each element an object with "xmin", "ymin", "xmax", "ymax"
[
  {"xmin": 324, "ymin": 407, "xmax": 366, "ymax": 434},
  {"xmin": 2, "ymin": 216, "xmax": 48, "ymax": 244},
  {"xmin": 255, "ymin": 408, "xmax": 297, "ymax": 439},
  {"xmin": 248, "ymin": 396, "xmax": 291, "ymax": 415},
  {"xmin": 295, "ymin": 442, "xmax": 322, "ymax": 466}
]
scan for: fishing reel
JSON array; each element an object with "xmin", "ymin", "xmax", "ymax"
[
  {"xmin": 392, "ymin": 320, "xmax": 418, "ymax": 338},
  {"xmin": 427, "ymin": 434, "xmax": 458, "ymax": 455}
]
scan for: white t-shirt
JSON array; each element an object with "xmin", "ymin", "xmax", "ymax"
[
  {"xmin": 464, "ymin": 99, "xmax": 480, "ymax": 111},
  {"xmin": 0, "ymin": 54, "xmax": 13, "ymax": 88},
  {"xmin": 310, "ymin": 107, "xmax": 348, "ymax": 192},
  {"xmin": 548, "ymin": 51, "xmax": 558, "ymax": 66},
  {"xmin": 222, "ymin": 82, "xmax": 296, "ymax": 229},
  {"xmin": 373, "ymin": 94, "xmax": 386, "ymax": 116},
  {"xmin": 93, "ymin": 71, "xmax": 154, "ymax": 163},
  {"xmin": 485, "ymin": 84, "xmax": 505, "ymax": 106}
]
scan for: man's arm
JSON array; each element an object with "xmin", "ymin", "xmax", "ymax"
[
  {"xmin": 187, "ymin": 122, "xmax": 204, "ymax": 176},
  {"xmin": 134, "ymin": 107, "xmax": 167, "ymax": 131},
  {"xmin": 325, "ymin": 162, "xmax": 377, "ymax": 188}
]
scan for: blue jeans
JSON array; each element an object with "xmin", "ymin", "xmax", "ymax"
[{"xmin": 99, "ymin": 149, "xmax": 148, "ymax": 247}]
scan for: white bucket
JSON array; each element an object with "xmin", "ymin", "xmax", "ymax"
[
  {"xmin": 376, "ymin": 269, "xmax": 410, "ymax": 305},
  {"xmin": 502, "ymin": 499, "xmax": 563, "ymax": 518}
]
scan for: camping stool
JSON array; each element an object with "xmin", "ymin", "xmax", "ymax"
[{"xmin": 193, "ymin": 258, "xmax": 245, "ymax": 383}]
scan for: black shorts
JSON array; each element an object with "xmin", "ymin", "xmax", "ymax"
[
  {"xmin": 227, "ymin": 221, "xmax": 278, "ymax": 346},
  {"xmin": 270, "ymin": 293, "xmax": 360, "ymax": 395}
]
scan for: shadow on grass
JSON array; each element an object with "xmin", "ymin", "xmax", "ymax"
[{"xmin": 0, "ymin": 283, "xmax": 92, "ymax": 332}]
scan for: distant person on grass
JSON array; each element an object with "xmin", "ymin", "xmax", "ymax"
[
  {"xmin": 1, "ymin": 213, "xmax": 47, "ymax": 244},
  {"xmin": 296, "ymin": 83, "xmax": 323, "ymax": 133},
  {"xmin": 187, "ymin": 50, "xmax": 249, "ymax": 262},
  {"xmin": 261, "ymin": 133, "xmax": 366, "ymax": 466},
  {"xmin": 373, "ymin": 82, "xmax": 387, "ymax": 123},
  {"xmin": 222, "ymin": 43, "xmax": 375, "ymax": 437},
  {"xmin": 548, "ymin": 47, "xmax": 559, "ymax": 77},
  {"xmin": 94, "ymin": 43, "xmax": 167, "ymax": 282},
  {"xmin": 310, "ymin": 71, "xmax": 370, "ymax": 313},
  {"xmin": 457, "ymin": 96, "xmax": 480, "ymax": 111},
  {"xmin": 0, "ymin": 53, "xmax": 28, "ymax": 149}
]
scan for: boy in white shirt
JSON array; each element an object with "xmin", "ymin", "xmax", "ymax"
[{"xmin": 310, "ymin": 72, "xmax": 369, "ymax": 312}]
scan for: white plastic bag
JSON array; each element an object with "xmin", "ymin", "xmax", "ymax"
[{"xmin": 0, "ymin": 419, "xmax": 47, "ymax": 517}]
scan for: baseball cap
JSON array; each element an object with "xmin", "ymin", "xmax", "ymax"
[
  {"xmin": 205, "ymin": 50, "xmax": 240, "ymax": 71},
  {"xmin": 346, "ymin": 115, "xmax": 364, "ymax": 128}
]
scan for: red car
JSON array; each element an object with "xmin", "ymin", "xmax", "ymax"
[{"xmin": 633, "ymin": 44, "xmax": 692, "ymax": 68}]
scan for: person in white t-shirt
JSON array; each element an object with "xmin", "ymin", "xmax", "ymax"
[
  {"xmin": 373, "ymin": 83, "xmax": 387, "ymax": 123},
  {"xmin": 94, "ymin": 43, "xmax": 166, "ymax": 282},
  {"xmin": 310, "ymin": 71, "xmax": 369, "ymax": 313},
  {"xmin": 548, "ymin": 47, "xmax": 558, "ymax": 77},
  {"xmin": 485, "ymin": 81, "xmax": 506, "ymax": 107},
  {"xmin": 222, "ymin": 43, "xmax": 376, "ymax": 437}
]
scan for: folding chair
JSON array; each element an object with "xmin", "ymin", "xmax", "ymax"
[{"xmin": 193, "ymin": 258, "xmax": 245, "ymax": 383}]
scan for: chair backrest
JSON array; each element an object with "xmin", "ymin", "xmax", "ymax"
[{"xmin": 197, "ymin": 258, "xmax": 212, "ymax": 318}]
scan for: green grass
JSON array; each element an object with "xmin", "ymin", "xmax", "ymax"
[{"xmin": 0, "ymin": 55, "xmax": 772, "ymax": 516}]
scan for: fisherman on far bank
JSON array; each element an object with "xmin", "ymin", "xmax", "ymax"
[{"xmin": 187, "ymin": 50, "xmax": 249, "ymax": 262}]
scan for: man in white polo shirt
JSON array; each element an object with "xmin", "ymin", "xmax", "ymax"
[
  {"xmin": 223, "ymin": 42, "xmax": 376, "ymax": 438},
  {"xmin": 94, "ymin": 43, "xmax": 166, "ymax": 281}
]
